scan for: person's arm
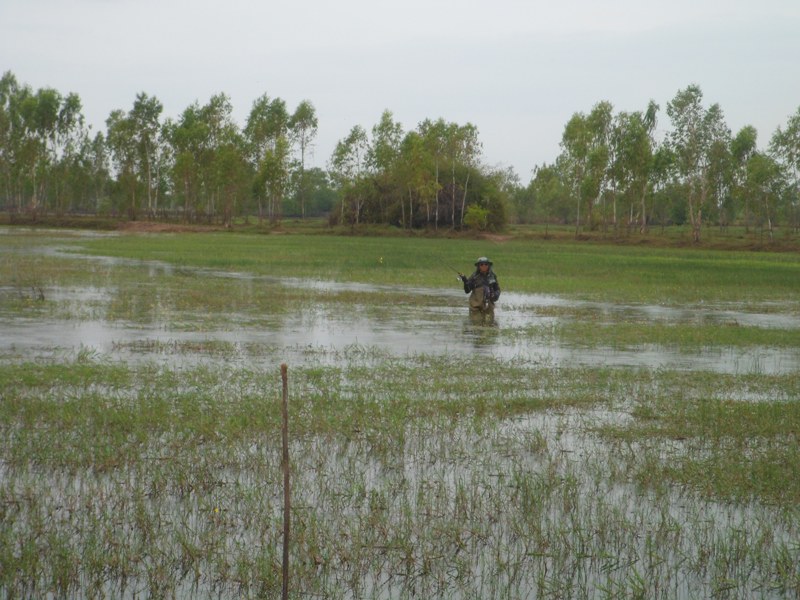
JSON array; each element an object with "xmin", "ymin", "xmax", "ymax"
[
  {"xmin": 490, "ymin": 279, "xmax": 500, "ymax": 301},
  {"xmin": 461, "ymin": 274, "xmax": 472, "ymax": 294}
]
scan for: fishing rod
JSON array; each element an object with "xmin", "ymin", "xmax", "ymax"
[
  {"xmin": 435, "ymin": 254, "xmax": 474, "ymax": 282},
  {"xmin": 441, "ymin": 261, "xmax": 466, "ymax": 281}
]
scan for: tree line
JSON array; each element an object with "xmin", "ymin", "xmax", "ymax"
[
  {"xmin": 0, "ymin": 71, "xmax": 333, "ymax": 226},
  {"xmin": 0, "ymin": 70, "xmax": 498, "ymax": 229},
  {"xmin": 1, "ymin": 71, "xmax": 798, "ymax": 239},
  {"xmin": 522, "ymin": 86, "xmax": 800, "ymax": 241}
]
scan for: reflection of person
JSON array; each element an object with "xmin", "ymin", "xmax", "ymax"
[{"xmin": 459, "ymin": 256, "xmax": 500, "ymax": 321}]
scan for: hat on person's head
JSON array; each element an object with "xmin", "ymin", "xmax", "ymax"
[{"xmin": 475, "ymin": 256, "xmax": 492, "ymax": 266}]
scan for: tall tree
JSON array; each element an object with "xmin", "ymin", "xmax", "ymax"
[
  {"xmin": 560, "ymin": 112, "xmax": 589, "ymax": 235},
  {"xmin": 329, "ymin": 125, "xmax": 369, "ymax": 224},
  {"xmin": 611, "ymin": 101, "xmax": 659, "ymax": 233},
  {"xmin": 368, "ymin": 110, "xmax": 403, "ymax": 223},
  {"xmin": 164, "ymin": 104, "xmax": 205, "ymax": 220},
  {"xmin": 706, "ymin": 116, "xmax": 733, "ymax": 229},
  {"xmin": 558, "ymin": 103, "xmax": 615, "ymax": 235},
  {"xmin": 730, "ymin": 125, "xmax": 758, "ymax": 230},
  {"xmin": 106, "ymin": 94, "xmax": 163, "ymax": 219},
  {"xmin": 289, "ymin": 100, "xmax": 318, "ymax": 219},
  {"xmin": 369, "ymin": 110, "xmax": 403, "ymax": 174},
  {"xmin": 417, "ymin": 118, "xmax": 448, "ymax": 229},
  {"xmin": 130, "ymin": 93, "xmax": 164, "ymax": 217},
  {"xmin": 105, "ymin": 108, "xmax": 139, "ymax": 218},
  {"xmin": 0, "ymin": 72, "xmax": 22, "ymax": 210},
  {"xmin": 745, "ymin": 152, "xmax": 783, "ymax": 241},
  {"xmin": 584, "ymin": 101, "xmax": 613, "ymax": 231},
  {"xmin": 257, "ymin": 135, "xmax": 290, "ymax": 224},
  {"xmin": 201, "ymin": 94, "xmax": 246, "ymax": 223},
  {"xmin": 215, "ymin": 140, "xmax": 250, "ymax": 227},
  {"xmin": 453, "ymin": 123, "xmax": 481, "ymax": 229},
  {"xmin": 86, "ymin": 131, "xmax": 110, "ymax": 212},
  {"xmin": 244, "ymin": 94, "xmax": 290, "ymax": 223},
  {"xmin": 16, "ymin": 86, "xmax": 61, "ymax": 214},
  {"xmin": 666, "ymin": 85, "xmax": 730, "ymax": 243},
  {"xmin": 769, "ymin": 106, "xmax": 800, "ymax": 232},
  {"xmin": 52, "ymin": 92, "xmax": 88, "ymax": 214},
  {"xmin": 397, "ymin": 130, "xmax": 434, "ymax": 228}
]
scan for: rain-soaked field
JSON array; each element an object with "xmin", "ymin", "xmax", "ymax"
[{"xmin": 1, "ymin": 228, "xmax": 799, "ymax": 599}]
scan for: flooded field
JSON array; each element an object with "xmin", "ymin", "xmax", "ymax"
[
  {"xmin": 3, "ymin": 241, "xmax": 799, "ymax": 374},
  {"xmin": 1, "ymin": 229, "xmax": 799, "ymax": 598}
]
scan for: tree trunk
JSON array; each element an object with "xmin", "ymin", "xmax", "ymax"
[
  {"xmin": 146, "ymin": 149, "xmax": 153, "ymax": 218},
  {"xmin": 691, "ymin": 208, "xmax": 702, "ymax": 243},
  {"xmin": 640, "ymin": 181, "xmax": 648, "ymax": 235},
  {"xmin": 154, "ymin": 159, "xmax": 160, "ymax": 217},
  {"xmin": 408, "ymin": 188, "xmax": 413, "ymax": 229},
  {"xmin": 183, "ymin": 177, "xmax": 190, "ymax": 222},
  {"xmin": 451, "ymin": 164, "xmax": 456, "ymax": 229},
  {"xmin": 764, "ymin": 194, "xmax": 774, "ymax": 241},
  {"xmin": 299, "ymin": 142, "xmax": 306, "ymax": 220},
  {"xmin": 434, "ymin": 162, "xmax": 439, "ymax": 230},
  {"xmin": 30, "ymin": 169, "xmax": 38, "ymax": 213},
  {"xmin": 601, "ymin": 192, "xmax": 607, "ymax": 233},
  {"xmin": 459, "ymin": 171, "xmax": 470, "ymax": 228}
]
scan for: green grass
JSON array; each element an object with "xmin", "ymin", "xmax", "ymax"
[
  {"xmin": 599, "ymin": 391, "xmax": 800, "ymax": 504},
  {"xmin": 1, "ymin": 228, "xmax": 799, "ymax": 598},
  {"xmin": 519, "ymin": 321, "xmax": 800, "ymax": 349},
  {"xmin": 61, "ymin": 230, "xmax": 800, "ymax": 304},
  {"xmin": 2, "ymin": 352, "xmax": 799, "ymax": 597}
]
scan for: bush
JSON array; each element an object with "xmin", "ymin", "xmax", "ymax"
[{"xmin": 463, "ymin": 205, "xmax": 489, "ymax": 230}]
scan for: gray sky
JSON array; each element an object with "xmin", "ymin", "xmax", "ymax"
[{"xmin": 3, "ymin": 0, "xmax": 799, "ymax": 179}]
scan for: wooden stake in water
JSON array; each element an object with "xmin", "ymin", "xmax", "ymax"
[{"xmin": 281, "ymin": 363, "xmax": 290, "ymax": 600}]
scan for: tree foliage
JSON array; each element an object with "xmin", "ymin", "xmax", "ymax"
[{"xmin": 2, "ymin": 71, "xmax": 800, "ymax": 237}]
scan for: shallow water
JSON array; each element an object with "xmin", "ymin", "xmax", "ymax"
[
  {"xmin": 3, "ymin": 230, "xmax": 799, "ymax": 599},
  {"xmin": 1, "ymin": 231, "xmax": 799, "ymax": 374},
  {"xmin": 2, "ymin": 282, "xmax": 799, "ymax": 375}
]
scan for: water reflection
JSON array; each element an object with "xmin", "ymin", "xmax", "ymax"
[
  {"xmin": 3, "ymin": 287, "xmax": 798, "ymax": 375},
  {"xmin": 463, "ymin": 315, "xmax": 500, "ymax": 349},
  {"xmin": 1, "ymin": 242, "xmax": 799, "ymax": 374}
]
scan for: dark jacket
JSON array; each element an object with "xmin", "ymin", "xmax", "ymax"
[{"xmin": 463, "ymin": 269, "xmax": 500, "ymax": 303}]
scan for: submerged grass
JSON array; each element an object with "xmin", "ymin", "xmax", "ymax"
[
  {"xmin": 4, "ymin": 230, "xmax": 797, "ymax": 353},
  {"xmin": 518, "ymin": 321, "xmax": 800, "ymax": 349},
  {"xmin": 2, "ymin": 229, "xmax": 800, "ymax": 598},
  {"xmin": 51, "ymin": 229, "xmax": 800, "ymax": 304},
  {"xmin": 599, "ymin": 391, "xmax": 800, "ymax": 504},
  {"xmin": 2, "ymin": 353, "xmax": 800, "ymax": 598}
]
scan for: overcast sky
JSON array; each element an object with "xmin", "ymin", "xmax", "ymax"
[{"xmin": 3, "ymin": 0, "xmax": 799, "ymax": 179}]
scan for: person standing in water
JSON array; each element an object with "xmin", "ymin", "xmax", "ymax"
[{"xmin": 459, "ymin": 256, "xmax": 500, "ymax": 321}]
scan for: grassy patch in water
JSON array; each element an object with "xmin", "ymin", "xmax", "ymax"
[
  {"xmin": 0, "ymin": 354, "xmax": 610, "ymax": 470},
  {"xmin": 2, "ymin": 353, "xmax": 799, "ymax": 597},
  {"xmin": 63, "ymin": 231, "xmax": 800, "ymax": 304},
  {"xmin": 598, "ymin": 386, "xmax": 800, "ymax": 504},
  {"xmin": 518, "ymin": 321, "xmax": 800, "ymax": 349},
  {"xmin": 2, "ymin": 229, "xmax": 800, "ymax": 597}
]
